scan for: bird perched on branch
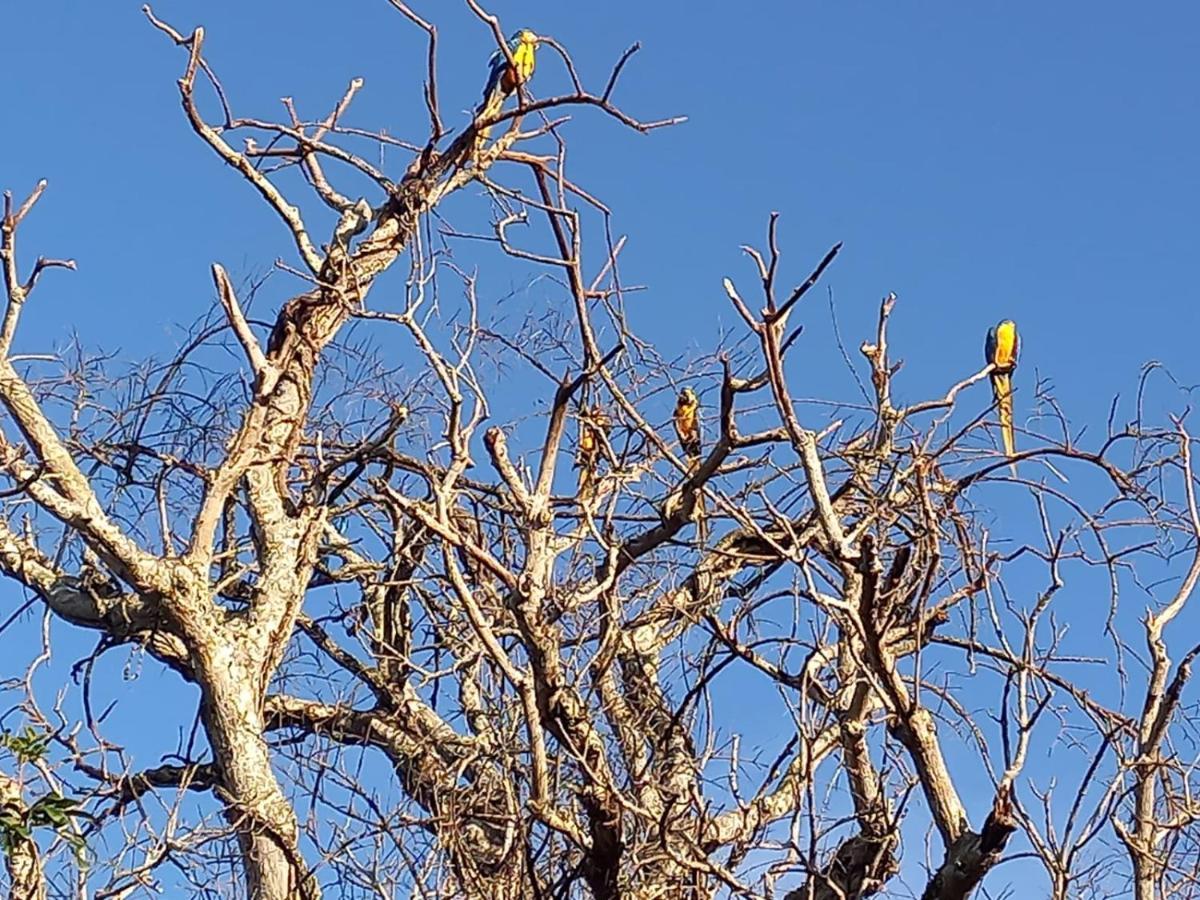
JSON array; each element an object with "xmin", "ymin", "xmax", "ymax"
[
  {"xmin": 673, "ymin": 388, "xmax": 702, "ymax": 465},
  {"xmin": 476, "ymin": 29, "xmax": 540, "ymax": 135},
  {"xmin": 984, "ymin": 319, "xmax": 1020, "ymax": 461},
  {"xmin": 575, "ymin": 404, "xmax": 610, "ymax": 495},
  {"xmin": 672, "ymin": 387, "xmax": 707, "ymax": 541}
]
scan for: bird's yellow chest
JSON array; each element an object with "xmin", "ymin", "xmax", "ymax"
[
  {"xmin": 676, "ymin": 403, "xmax": 697, "ymax": 434},
  {"xmin": 512, "ymin": 43, "xmax": 536, "ymax": 81},
  {"xmin": 994, "ymin": 324, "xmax": 1016, "ymax": 367}
]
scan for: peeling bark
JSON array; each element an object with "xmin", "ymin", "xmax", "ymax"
[
  {"xmin": 0, "ymin": 773, "xmax": 45, "ymax": 900},
  {"xmin": 199, "ymin": 650, "xmax": 314, "ymax": 900}
]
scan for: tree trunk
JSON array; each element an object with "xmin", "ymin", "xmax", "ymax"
[
  {"xmin": 920, "ymin": 787, "xmax": 1016, "ymax": 900},
  {"xmin": 198, "ymin": 644, "xmax": 313, "ymax": 900},
  {"xmin": 0, "ymin": 773, "xmax": 45, "ymax": 900}
]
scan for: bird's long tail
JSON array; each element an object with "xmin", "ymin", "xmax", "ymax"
[
  {"xmin": 686, "ymin": 455, "xmax": 708, "ymax": 544},
  {"xmin": 992, "ymin": 372, "xmax": 1015, "ymax": 460},
  {"xmin": 475, "ymin": 85, "xmax": 505, "ymax": 141}
]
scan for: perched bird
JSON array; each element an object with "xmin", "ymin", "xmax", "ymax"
[
  {"xmin": 671, "ymin": 387, "xmax": 707, "ymax": 541},
  {"xmin": 984, "ymin": 319, "xmax": 1020, "ymax": 460},
  {"xmin": 674, "ymin": 388, "xmax": 702, "ymax": 464},
  {"xmin": 476, "ymin": 29, "xmax": 540, "ymax": 132},
  {"xmin": 575, "ymin": 404, "xmax": 610, "ymax": 494}
]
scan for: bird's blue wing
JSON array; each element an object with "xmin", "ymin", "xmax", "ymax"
[
  {"xmin": 984, "ymin": 325, "xmax": 998, "ymax": 366},
  {"xmin": 481, "ymin": 49, "xmax": 506, "ymax": 102}
]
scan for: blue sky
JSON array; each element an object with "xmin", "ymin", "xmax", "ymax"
[
  {"xmin": 3, "ymin": 0, "xmax": 1197, "ymax": 414},
  {"xmin": 3, "ymin": 0, "xmax": 1200, "ymax": 895}
]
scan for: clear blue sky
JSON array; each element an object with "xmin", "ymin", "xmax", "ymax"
[
  {"xmin": 2, "ymin": 1, "xmax": 1199, "ymax": 895},
  {"xmin": 4, "ymin": 0, "xmax": 1199, "ymax": 415}
]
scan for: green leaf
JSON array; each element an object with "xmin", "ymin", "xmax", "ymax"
[
  {"xmin": 0, "ymin": 726, "xmax": 52, "ymax": 764},
  {"xmin": 28, "ymin": 792, "xmax": 78, "ymax": 830},
  {"xmin": 43, "ymin": 806, "xmax": 68, "ymax": 827}
]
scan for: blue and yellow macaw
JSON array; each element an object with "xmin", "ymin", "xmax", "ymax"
[
  {"xmin": 476, "ymin": 29, "xmax": 540, "ymax": 131},
  {"xmin": 672, "ymin": 387, "xmax": 707, "ymax": 540},
  {"xmin": 575, "ymin": 404, "xmax": 610, "ymax": 494},
  {"xmin": 674, "ymin": 388, "xmax": 702, "ymax": 464},
  {"xmin": 984, "ymin": 319, "xmax": 1020, "ymax": 460}
]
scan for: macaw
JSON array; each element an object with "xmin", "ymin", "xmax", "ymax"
[
  {"xmin": 984, "ymin": 319, "xmax": 1020, "ymax": 460},
  {"xmin": 575, "ymin": 404, "xmax": 610, "ymax": 493},
  {"xmin": 674, "ymin": 388, "xmax": 702, "ymax": 464},
  {"xmin": 672, "ymin": 387, "xmax": 708, "ymax": 540},
  {"xmin": 476, "ymin": 29, "xmax": 540, "ymax": 131}
]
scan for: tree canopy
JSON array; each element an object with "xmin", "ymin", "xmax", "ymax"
[{"xmin": 1, "ymin": 4, "xmax": 1198, "ymax": 899}]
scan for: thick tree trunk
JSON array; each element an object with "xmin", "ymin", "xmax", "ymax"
[
  {"xmin": 198, "ymin": 646, "xmax": 313, "ymax": 900},
  {"xmin": 920, "ymin": 787, "xmax": 1016, "ymax": 900},
  {"xmin": 0, "ymin": 773, "xmax": 45, "ymax": 900},
  {"xmin": 1127, "ymin": 782, "xmax": 1161, "ymax": 900}
]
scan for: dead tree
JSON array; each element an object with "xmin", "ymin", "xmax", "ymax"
[{"xmin": 1, "ymin": 4, "xmax": 1199, "ymax": 900}]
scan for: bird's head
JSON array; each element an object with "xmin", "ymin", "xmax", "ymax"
[
  {"xmin": 515, "ymin": 29, "xmax": 539, "ymax": 45},
  {"xmin": 678, "ymin": 387, "xmax": 698, "ymax": 409}
]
